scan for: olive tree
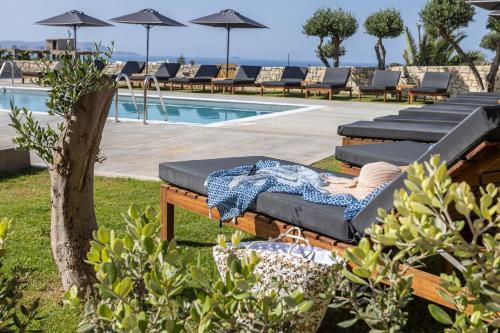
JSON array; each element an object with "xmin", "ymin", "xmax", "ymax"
[
  {"xmin": 9, "ymin": 48, "xmax": 116, "ymax": 293},
  {"xmin": 420, "ymin": 0, "xmax": 485, "ymax": 91},
  {"xmin": 304, "ymin": 8, "xmax": 358, "ymax": 67},
  {"xmin": 480, "ymin": 17, "xmax": 500, "ymax": 92},
  {"xmin": 364, "ymin": 8, "xmax": 404, "ymax": 69}
]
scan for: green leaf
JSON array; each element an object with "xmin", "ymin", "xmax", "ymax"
[
  {"xmin": 352, "ymin": 267, "xmax": 372, "ymax": 278},
  {"xmin": 337, "ymin": 317, "xmax": 358, "ymax": 328},
  {"xmin": 97, "ymin": 304, "xmax": 113, "ymax": 320},
  {"xmin": 342, "ymin": 269, "xmax": 368, "ymax": 286},
  {"xmin": 97, "ymin": 227, "xmax": 110, "ymax": 244},
  {"xmin": 428, "ymin": 304, "xmax": 453, "ymax": 325},
  {"xmin": 111, "ymin": 239, "xmax": 124, "ymax": 255}
]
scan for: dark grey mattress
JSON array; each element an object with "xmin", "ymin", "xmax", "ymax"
[
  {"xmin": 337, "ymin": 121, "xmax": 455, "ymax": 142},
  {"xmin": 262, "ymin": 80, "xmax": 303, "ymax": 87},
  {"xmin": 335, "ymin": 141, "xmax": 430, "ymax": 167},
  {"xmin": 159, "ymin": 156, "xmax": 358, "ymax": 242},
  {"xmin": 375, "ymin": 115, "xmax": 459, "ymax": 125}
]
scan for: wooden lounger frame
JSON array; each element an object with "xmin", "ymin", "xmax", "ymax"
[
  {"xmin": 408, "ymin": 90, "xmax": 451, "ymax": 104},
  {"xmin": 260, "ymin": 83, "xmax": 304, "ymax": 97},
  {"xmin": 169, "ymin": 81, "xmax": 211, "ymax": 92},
  {"xmin": 210, "ymin": 82, "xmax": 257, "ymax": 95},
  {"xmin": 358, "ymin": 89, "xmax": 401, "ymax": 103},
  {"xmin": 304, "ymin": 86, "xmax": 353, "ymax": 100}
]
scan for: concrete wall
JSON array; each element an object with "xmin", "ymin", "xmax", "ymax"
[
  {"xmin": 4, "ymin": 59, "xmax": 500, "ymax": 96},
  {"xmin": 0, "ymin": 147, "xmax": 30, "ymax": 175}
]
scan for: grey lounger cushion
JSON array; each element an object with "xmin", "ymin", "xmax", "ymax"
[
  {"xmin": 397, "ymin": 111, "xmax": 469, "ymax": 122},
  {"xmin": 262, "ymin": 80, "xmax": 303, "ymax": 87},
  {"xmin": 261, "ymin": 66, "xmax": 307, "ymax": 87},
  {"xmin": 121, "ymin": 61, "xmax": 145, "ymax": 76},
  {"xmin": 410, "ymin": 72, "xmax": 451, "ymax": 93},
  {"xmin": 159, "ymin": 156, "xmax": 357, "ymax": 242},
  {"xmin": 337, "ymin": 121, "xmax": 455, "ymax": 142},
  {"xmin": 335, "ymin": 141, "xmax": 431, "ymax": 167},
  {"xmin": 374, "ymin": 115, "xmax": 460, "ymax": 125},
  {"xmin": 212, "ymin": 66, "xmax": 261, "ymax": 86},
  {"xmin": 305, "ymin": 67, "xmax": 351, "ymax": 89},
  {"xmin": 351, "ymin": 105, "xmax": 500, "ymax": 237},
  {"xmin": 359, "ymin": 70, "xmax": 400, "ymax": 92}
]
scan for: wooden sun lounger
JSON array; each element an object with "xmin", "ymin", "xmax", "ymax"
[{"xmin": 159, "ymin": 141, "xmax": 500, "ymax": 312}]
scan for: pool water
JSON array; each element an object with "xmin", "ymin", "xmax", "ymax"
[{"xmin": 0, "ymin": 88, "xmax": 301, "ymax": 125}]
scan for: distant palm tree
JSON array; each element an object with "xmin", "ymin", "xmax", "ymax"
[{"xmin": 403, "ymin": 25, "xmax": 485, "ymax": 66}]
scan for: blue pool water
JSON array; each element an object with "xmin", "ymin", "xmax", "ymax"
[{"xmin": 0, "ymin": 88, "xmax": 301, "ymax": 125}]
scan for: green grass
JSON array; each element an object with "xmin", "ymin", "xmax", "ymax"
[{"xmin": 0, "ymin": 163, "xmax": 446, "ymax": 332}]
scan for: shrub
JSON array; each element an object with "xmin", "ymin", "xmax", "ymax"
[
  {"xmin": 64, "ymin": 205, "xmax": 313, "ymax": 332},
  {"xmin": 0, "ymin": 218, "xmax": 42, "ymax": 332},
  {"xmin": 326, "ymin": 155, "xmax": 500, "ymax": 332}
]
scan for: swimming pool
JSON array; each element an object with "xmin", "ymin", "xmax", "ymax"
[{"xmin": 0, "ymin": 87, "xmax": 309, "ymax": 125}]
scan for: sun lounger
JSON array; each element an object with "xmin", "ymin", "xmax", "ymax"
[
  {"xmin": 158, "ymin": 105, "xmax": 500, "ymax": 309},
  {"xmin": 358, "ymin": 70, "xmax": 401, "ymax": 102},
  {"xmin": 210, "ymin": 66, "xmax": 261, "ymax": 94},
  {"xmin": 129, "ymin": 63, "xmax": 181, "ymax": 87},
  {"xmin": 169, "ymin": 65, "xmax": 220, "ymax": 92},
  {"xmin": 408, "ymin": 72, "xmax": 451, "ymax": 103},
  {"xmin": 338, "ymin": 120, "xmax": 455, "ymax": 145},
  {"xmin": 374, "ymin": 114, "xmax": 462, "ymax": 125},
  {"xmin": 109, "ymin": 61, "xmax": 146, "ymax": 81},
  {"xmin": 304, "ymin": 67, "xmax": 352, "ymax": 100},
  {"xmin": 260, "ymin": 66, "xmax": 307, "ymax": 96}
]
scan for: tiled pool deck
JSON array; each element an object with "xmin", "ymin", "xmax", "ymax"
[{"xmin": 0, "ymin": 85, "xmax": 407, "ymax": 179}]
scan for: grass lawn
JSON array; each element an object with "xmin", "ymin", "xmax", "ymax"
[{"xmin": 0, "ymin": 159, "xmax": 447, "ymax": 332}]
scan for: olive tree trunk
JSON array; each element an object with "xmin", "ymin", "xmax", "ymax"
[
  {"xmin": 486, "ymin": 41, "xmax": 500, "ymax": 92},
  {"xmin": 440, "ymin": 29, "xmax": 485, "ymax": 91},
  {"xmin": 50, "ymin": 85, "xmax": 115, "ymax": 292},
  {"xmin": 317, "ymin": 36, "xmax": 330, "ymax": 67},
  {"xmin": 375, "ymin": 37, "xmax": 386, "ymax": 70}
]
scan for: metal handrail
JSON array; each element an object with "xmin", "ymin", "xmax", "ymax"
[
  {"xmin": 143, "ymin": 75, "xmax": 167, "ymax": 124},
  {"xmin": 114, "ymin": 73, "xmax": 139, "ymax": 122},
  {"xmin": 0, "ymin": 61, "xmax": 15, "ymax": 87}
]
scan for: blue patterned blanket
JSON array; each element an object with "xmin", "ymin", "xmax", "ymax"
[{"xmin": 205, "ymin": 160, "xmax": 384, "ymax": 222}]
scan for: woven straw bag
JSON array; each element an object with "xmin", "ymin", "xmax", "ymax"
[{"xmin": 213, "ymin": 228, "xmax": 341, "ymax": 333}]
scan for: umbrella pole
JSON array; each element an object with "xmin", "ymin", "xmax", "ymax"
[
  {"xmin": 73, "ymin": 26, "xmax": 77, "ymax": 58},
  {"xmin": 146, "ymin": 25, "xmax": 151, "ymax": 74},
  {"xmin": 226, "ymin": 27, "xmax": 231, "ymax": 78}
]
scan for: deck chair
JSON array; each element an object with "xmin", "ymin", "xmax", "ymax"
[
  {"xmin": 158, "ymin": 105, "xmax": 500, "ymax": 309},
  {"xmin": 110, "ymin": 61, "xmax": 145, "ymax": 80},
  {"xmin": 304, "ymin": 67, "xmax": 351, "ymax": 100},
  {"xmin": 169, "ymin": 65, "xmax": 220, "ymax": 92},
  {"xmin": 358, "ymin": 70, "xmax": 401, "ymax": 102},
  {"xmin": 408, "ymin": 72, "xmax": 452, "ymax": 104},
  {"xmin": 130, "ymin": 63, "xmax": 181, "ymax": 87},
  {"xmin": 211, "ymin": 66, "xmax": 262, "ymax": 94},
  {"xmin": 260, "ymin": 66, "xmax": 307, "ymax": 96}
]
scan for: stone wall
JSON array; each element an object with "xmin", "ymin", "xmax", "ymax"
[{"xmin": 4, "ymin": 60, "xmax": 500, "ymax": 96}]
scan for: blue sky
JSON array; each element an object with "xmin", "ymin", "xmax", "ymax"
[{"xmin": 1, "ymin": 0, "xmax": 493, "ymax": 64}]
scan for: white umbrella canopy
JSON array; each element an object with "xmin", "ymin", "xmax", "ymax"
[
  {"xmin": 111, "ymin": 9, "xmax": 186, "ymax": 74},
  {"xmin": 36, "ymin": 10, "xmax": 112, "ymax": 52},
  {"xmin": 190, "ymin": 9, "xmax": 268, "ymax": 77}
]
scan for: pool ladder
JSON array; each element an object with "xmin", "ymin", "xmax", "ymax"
[
  {"xmin": 115, "ymin": 73, "xmax": 139, "ymax": 121},
  {"xmin": 142, "ymin": 75, "xmax": 167, "ymax": 124},
  {"xmin": 114, "ymin": 73, "xmax": 167, "ymax": 124},
  {"xmin": 0, "ymin": 61, "xmax": 15, "ymax": 87}
]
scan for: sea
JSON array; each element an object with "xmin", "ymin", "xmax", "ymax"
[{"xmin": 111, "ymin": 53, "xmax": 375, "ymax": 67}]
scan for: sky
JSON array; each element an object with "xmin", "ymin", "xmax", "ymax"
[{"xmin": 0, "ymin": 0, "xmax": 493, "ymax": 64}]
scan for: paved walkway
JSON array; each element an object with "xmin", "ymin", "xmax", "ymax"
[{"xmin": 0, "ymin": 87, "xmax": 408, "ymax": 179}]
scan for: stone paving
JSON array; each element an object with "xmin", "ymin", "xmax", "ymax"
[{"xmin": 0, "ymin": 85, "xmax": 408, "ymax": 179}]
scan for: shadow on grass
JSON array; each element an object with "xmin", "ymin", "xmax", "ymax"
[{"xmin": 0, "ymin": 166, "xmax": 46, "ymax": 182}]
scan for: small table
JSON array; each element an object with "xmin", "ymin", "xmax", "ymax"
[{"xmin": 396, "ymin": 84, "xmax": 415, "ymax": 101}]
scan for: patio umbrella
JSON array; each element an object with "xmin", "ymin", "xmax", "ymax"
[
  {"xmin": 111, "ymin": 9, "xmax": 186, "ymax": 74},
  {"xmin": 489, "ymin": 9, "xmax": 500, "ymax": 19},
  {"xmin": 467, "ymin": 0, "xmax": 500, "ymax": 10},
  {"xmin": 36, "ymin": 10, "xmax": 112, "ymax": 54},
  {"xmin": 190, "ymin": 9, "xmax": 268, "ymax": 77}
]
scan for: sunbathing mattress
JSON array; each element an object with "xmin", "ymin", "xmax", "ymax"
[
  {"xmin": 159, "ymin": 156, "xmax": 359, "ymax": 242},
  {"xmin": 335, "ymin": 141, "xmax": 430, "ymax": 167},
  {"xmin": 337, "ymin": 121, "xmax": 455, "ymax": 142}
]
